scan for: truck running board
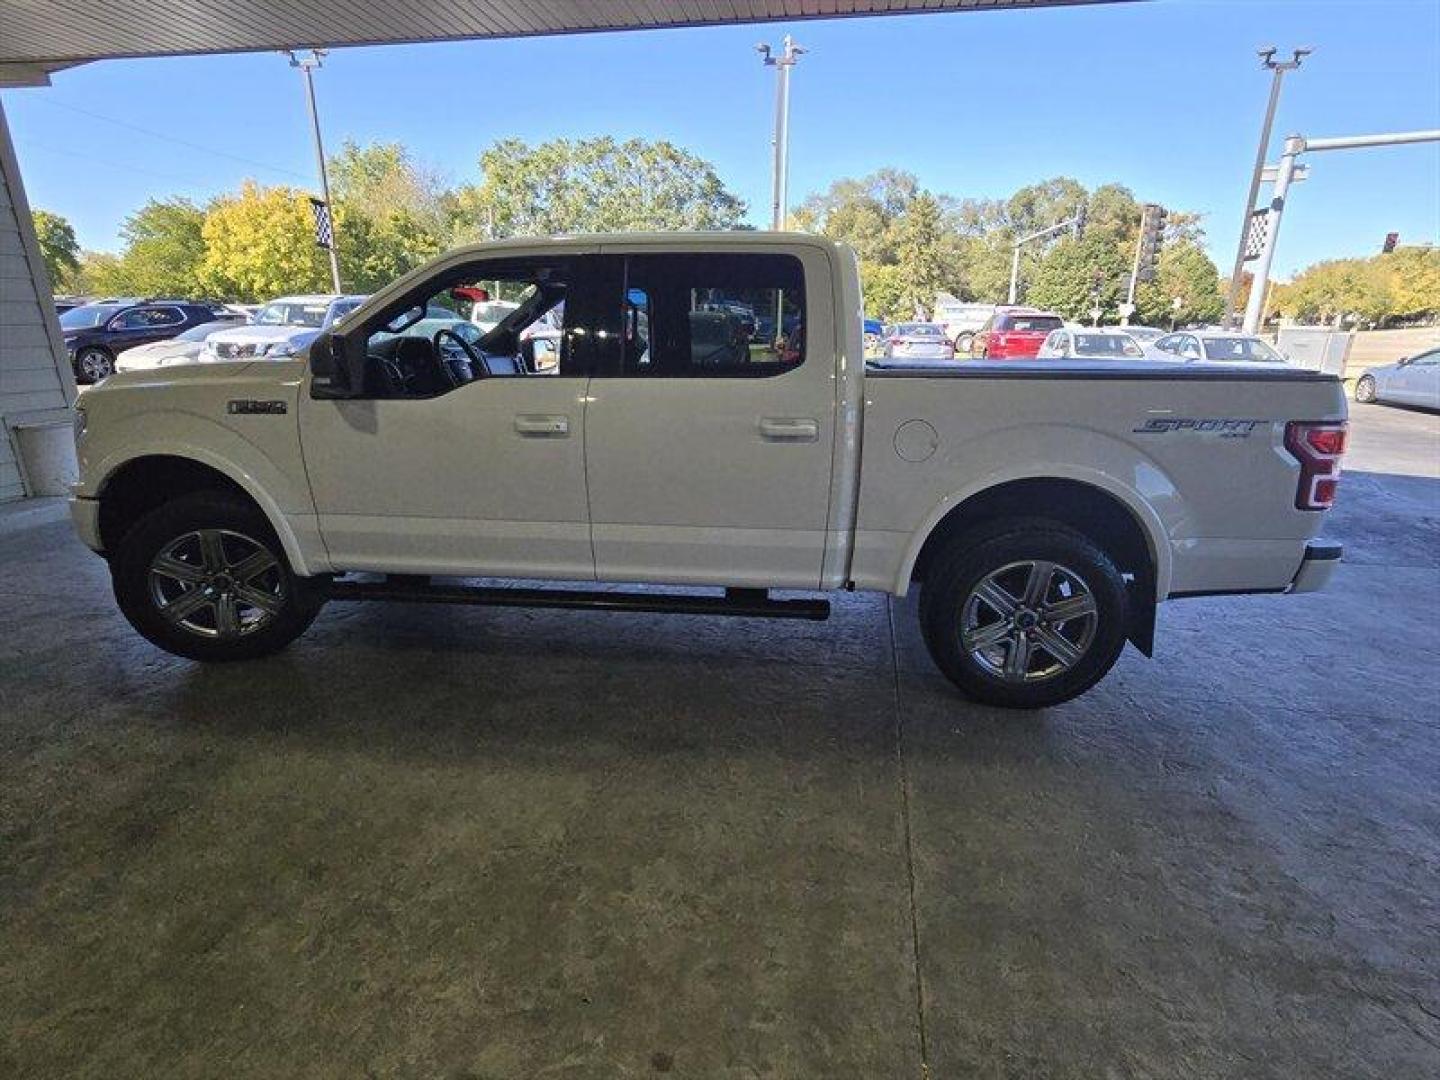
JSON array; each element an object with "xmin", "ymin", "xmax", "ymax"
[{"xmin": 326, "ymin": 578, "xmax": 832, "ymax": 621}]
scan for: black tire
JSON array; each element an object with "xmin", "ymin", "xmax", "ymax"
[
  {"xmin": 1354, "ymin": 374, "xmax": 1377, "ymax": 404},
  {"xmin": 919, "ymin": 518, "xmax": 1129, "ymax": 709},
  {"xmin": 955, "ymin": 331, "xmax": 975, "ymax": 355},
  {"xmin": 112, "ymin": 491, "xmax": 324, "ymax": 662},
  {"xmin": 75, "ymin": 347, "xmax": 114, "ymax": 383}
]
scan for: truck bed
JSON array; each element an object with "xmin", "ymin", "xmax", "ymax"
[{"xmin": 852, "ymin": 361, "xmax": 1347, "ymax": 598}]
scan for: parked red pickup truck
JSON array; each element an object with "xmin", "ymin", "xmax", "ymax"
[{"xmin": 974, "ymin": 308, "xmax": 1065, "ymax": 359}]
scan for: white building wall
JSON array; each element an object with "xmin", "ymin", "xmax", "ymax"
[{"xmin": 0, "ymin": 97, "xmax": 76, "ymax": 502}]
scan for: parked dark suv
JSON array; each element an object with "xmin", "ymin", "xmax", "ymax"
[{"xmin": 60, "ymin": 300, "xmax": 241, "ymax": 383}]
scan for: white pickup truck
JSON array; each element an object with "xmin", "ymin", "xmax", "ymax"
[{"xmin": 70, "ymin": 233, "xmax": 1347, "ymax": 708}]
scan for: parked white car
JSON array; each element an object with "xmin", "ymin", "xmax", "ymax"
[
  {"xmin": 114, "ymin": 320, "xmax": 245, "ymax": 373},
  {"xmin": 1153, "ymin": 331, "xmax": 1291, "ymax": 365},
  {"xmin": 1037, "ymin": 329, "xmax": 1147, "ymax": 361},
  {"xmin": 203, "ymin": 295, "xmax": 367, "ymax": 362},
  {"xmin": 70, "ymin": 232, "xmax": 1347, "ymax": 710},
  {"xmin": 1354, "ymin": 346, "xmax": 1440, "ymax": 409}
]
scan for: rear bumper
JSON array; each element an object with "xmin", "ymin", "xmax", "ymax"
[{"xmin": 1288, "ymin": 539, "xmax": 1342, "ymax": 594}]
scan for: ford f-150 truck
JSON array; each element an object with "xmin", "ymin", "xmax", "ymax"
[{"xmin": 70, "ymin": 233, "xmax": 1347, "ymax": 708}]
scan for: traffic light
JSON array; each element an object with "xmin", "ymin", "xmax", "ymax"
[
  {"xmin": 1073, "ymin": 204, "xmax": 1088, "ymax": 238},
  {"xmin": 1136, "ymin": 204, "xmax": 1167, "ymax": 283},
  {"xmin": 1382, "ymin": 231, "xmax": 1399, "ymax": 254}
]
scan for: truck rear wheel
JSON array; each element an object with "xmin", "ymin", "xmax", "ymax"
[
  {"xmin": 919, "ymin": 519, "xmax": 1128, "ymax": 708},
  {"xmin": 112, "ymin": 491, "xmax": 324, "ymax": 662}
]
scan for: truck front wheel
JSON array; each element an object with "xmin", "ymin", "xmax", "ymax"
[
  {"xmin": 112, "ymin": 491, "xmax": 325, "ymax": 662},
  {"xmin": 919, "ymin": 520, "xmax": 1128, "ymax": 708}
]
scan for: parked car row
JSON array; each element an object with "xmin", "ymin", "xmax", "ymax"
[{"xmin": 60, "ymin": 299, "xmax": 241, "ymax": 382}]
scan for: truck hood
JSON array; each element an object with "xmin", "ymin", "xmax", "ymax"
[{"xmin": 86, "ymin": 360, "xmax": 276, "ymax": 393}]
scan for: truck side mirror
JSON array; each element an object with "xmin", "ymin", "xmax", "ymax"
[{"xmin": 308, "ymin": 330, "xmax": 368, "ymax": 399}]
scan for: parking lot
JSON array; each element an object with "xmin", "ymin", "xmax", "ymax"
[{"xmin": 2, "ymin": 401, "xmax": 1436, "ymax": 1078}]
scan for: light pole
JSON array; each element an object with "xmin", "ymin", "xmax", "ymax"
[
  {"xmin": 287, "ymin": 49, "xmax": 342, "ymax": 294},
  {"xmin": 757, "ymin": 36, "xmax": 805, "ymax": 230},
  {"xmin": 1223, "ymin": 46, "xmax": 1310, "ymax": 328},
  {"xmin": 1241, "ymin": 128, "xmax": 1440, "ymax": 333}
]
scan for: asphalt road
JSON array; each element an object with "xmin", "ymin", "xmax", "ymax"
[{"xmin": 2, "ymin": 400, "xmax": 1437, "ymax": 1079}]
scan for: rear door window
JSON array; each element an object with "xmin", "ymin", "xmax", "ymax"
[{"xmin": 611, "ymin": 253, "xmax": 806, "ymax": 378}]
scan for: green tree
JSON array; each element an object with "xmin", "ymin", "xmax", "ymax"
[
  {"xmin": 894, "ymin": 192, "xmax": 949, "ymax": 318},
  {"xmin": 1281, "ymin": 257, "xmax": 1393, "ymax": 327},
  {"xmin": 110, "ymin": 198, "xmax": 208, "ymax": 297},
  {"xmin": 31, "ymin": 209, "xmax": 80, "ymax": 289},
  {"xmin": 457, "ymin": 137, "xmax": 746, "ymax": 238},
  {"xmin": 1135, "ymin": 240, "xmax": 1224, "ymax": 328},
  {"xmin": 328, "ymin": 140, "xmax": 448, "ymax": 284},
  {"xmin": 860, "ymin": 261, "xmax": 906, "ymax": 323},
  {"xmin": 199, "ymin": 181, "xmax": 334, "ymax": 301},
  {"xmin": 1027, "ymin": 233, "xmax": 1130, "ymax": 321},
  {"xmin": 1006, "ymin": 177, "xmax": 1087, "ymax": 236},
  {"xmin": 797, "ymin": 169, "xmax": 920, "ymax": 263}
]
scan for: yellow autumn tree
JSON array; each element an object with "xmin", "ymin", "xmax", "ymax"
[{"xmin": 199, "ymin": 181, "xmax": 334, "ymax": 302}]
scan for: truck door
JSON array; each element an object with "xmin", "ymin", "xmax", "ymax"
[
  {"xmin": 298, "ymin": 251, "xmax": 601, "ymax": 579},
  {"xmin": 582, "ymin": 247, "xmax": 838, "ymax": 588}
]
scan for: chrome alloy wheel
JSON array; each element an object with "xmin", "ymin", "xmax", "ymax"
[
  {"xmin": 960, "ymin": 560, "xmax": 1099, "ymax": 683},
  {"xmin": 79, "ymin": 349, "xmax": 113, "ymax": 381},
  {"xmin": 147, "ymin": 529, "xmax": 285, "ymax": 639}
]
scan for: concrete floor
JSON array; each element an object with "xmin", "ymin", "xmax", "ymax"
[{"xmin": 2, "ymin": 403, "xmax": 1437, "ymax": 1079}]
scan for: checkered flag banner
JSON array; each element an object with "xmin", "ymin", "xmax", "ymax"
[
  {"xmin": 1243, "ymin": 208, "xmax": 1268, "ymax": 261},
  {"xmin": 309, "ymin": 197, "xmax": 334, "ymax": 250}
]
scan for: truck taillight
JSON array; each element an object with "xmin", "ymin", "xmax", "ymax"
[{"xmin": 1284, "ymin": 421, "xmax": 1348, "ymax": 510}]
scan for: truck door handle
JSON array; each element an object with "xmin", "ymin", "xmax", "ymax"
[
  {"xmin": 758, "ymin": 417, "xmax": 820, "ymax": 442},
  {"xmin": 514, "ymin": 414, "xmax": 570, "ymax": 437}
]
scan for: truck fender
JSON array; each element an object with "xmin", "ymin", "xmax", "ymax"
[
  {"xmin": 893, "ymin": 454, "xmax": 1177, "ymax": 602},
  {"xmin": 86, "ymin": 411, "xmax": 327, "ymax": 577}
]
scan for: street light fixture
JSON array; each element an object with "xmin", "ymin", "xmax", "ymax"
[
  {"xmin": 1222, "ymin": 46, "xmax": 1312, "ymax": 327},
  {"xmin": 757, "ymin": 35, "xmax": 805, "ymax": 230},
  {"xmin": 286, "ymin": 49, "xmax": 342, "ymax": 293}
]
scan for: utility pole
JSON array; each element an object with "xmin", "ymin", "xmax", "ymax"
[
  {"xmin": 1242, "ymin": 128, "xmax": 1440, "ymax": 333},
  {"xmin": 287, "ymin": 49, "xmax": 342, "ymax": 294},
  {"xmin": 1007, "ymin": 213, "xmax": 1084, "ymax": 304},
  {"xmin": 1223, "ymin": 46, "xmax": 1310, "ymax": 328},
  {"xmin": 757, "ymin": 36, "xmax": 805, "ymax": 230}
]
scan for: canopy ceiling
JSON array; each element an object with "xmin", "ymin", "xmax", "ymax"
[{"xmin": 0, "ymin": 0, "xmax": 1136, "ymax": 85}]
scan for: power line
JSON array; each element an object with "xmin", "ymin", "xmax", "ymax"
[
  {"xmin": 15, "ymin": 137, "xmax": 219, "ymax": 191},
  {"xmin": 32, "ymin": 96, "xmax": 313, "ymax": 183}
]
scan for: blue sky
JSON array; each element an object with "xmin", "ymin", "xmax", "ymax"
[{"xmin": 4, "ymin": 0, "xmax": 1437, "ymax": 280}]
